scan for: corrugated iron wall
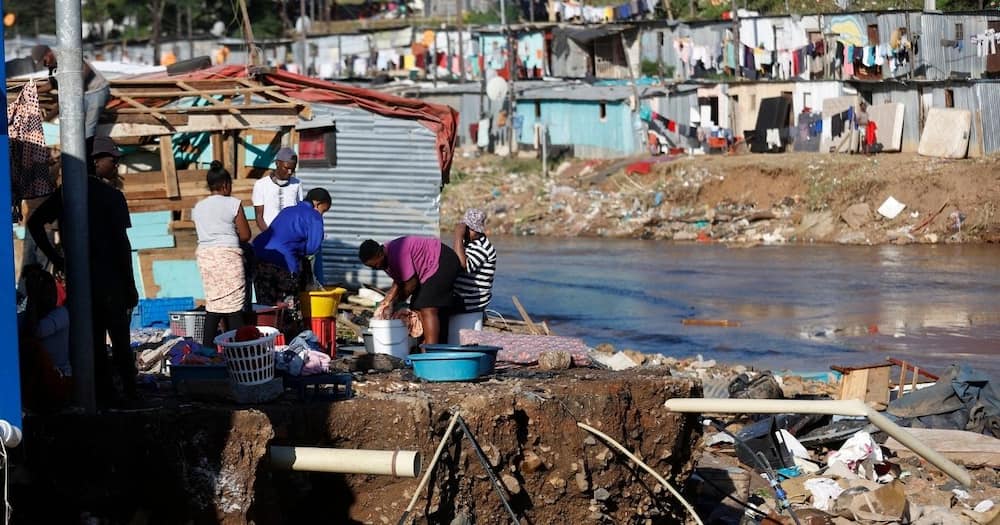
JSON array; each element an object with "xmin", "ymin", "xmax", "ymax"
[
  {"xmin": 517, "ymin": 99, "xmax": 641, "ymax": 158},
  {"xmin": 919, "ymin": 14, "xmax": 988, "ymax": 80},
  {"xmin": 877, "ymin": 12, "xmax": 921, "ymax": 79},
  {"xmin": 976, "ymin": 82, "xmax": 1000, "ymax": 155},
  {"xmin": 868, "ymin": 84, "xmax": 922, "ymax": 152},
  {"xmin": 296, "ymin": 104, "xmax": 442, "ymax": 288}
]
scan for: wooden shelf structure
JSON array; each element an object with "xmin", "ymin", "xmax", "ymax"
[{"xmin": 95, "ymin": 77, "xmax": 313, "ymax": 216}]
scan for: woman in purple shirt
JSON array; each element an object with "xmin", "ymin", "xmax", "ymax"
[{"xmin": 359, "ymin": 236, "xmax": 461, "ymax": 345}]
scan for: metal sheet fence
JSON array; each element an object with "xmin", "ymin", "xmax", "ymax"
[{"xmin": 296, "ymin": 104, "xmax": 442, "ymax": 288}]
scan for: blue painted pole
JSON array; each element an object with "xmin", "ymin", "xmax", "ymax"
[{"xmin": 0, "ymin": 0, "xmax": 25, "ymax": 435}]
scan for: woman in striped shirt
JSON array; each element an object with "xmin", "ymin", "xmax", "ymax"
[{"xmin": 453, "ymin": 209, "xmax": 497, "ymax": 312}]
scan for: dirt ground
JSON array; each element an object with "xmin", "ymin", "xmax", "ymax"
[
  {"xmin": 11, "ymin": 368, "xmax": 702, "ymax": 524},
  {"xmin": 442, "ymin": 152, "xmax": 1000, "ymax": 244}
]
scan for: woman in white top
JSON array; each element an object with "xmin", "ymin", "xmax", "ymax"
[{"xmin": 192, "ymin": 161, "xmax": 252, "ymax": 346}]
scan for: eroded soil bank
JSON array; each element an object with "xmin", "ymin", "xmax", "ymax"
[
  {"xmin": 11, "ymin": 369, "xmax": 700, "ymax": 524},
  {"xmin": 442, "ymin": 153, "xmax": 1000, "ymax": 245}
]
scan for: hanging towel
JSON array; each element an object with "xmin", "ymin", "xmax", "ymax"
[
  {"xmin": 831, "ymin": 113, "xmax": 844, "ymax": 137},
  {"xmin": 7, "ymin": 80, "xmax": 56, "ymax": 217},
  {"xmin": 766, "ymin": 128, "xmax": 781, "ymax": 149}
]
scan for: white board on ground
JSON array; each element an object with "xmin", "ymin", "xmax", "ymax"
[
  {"xmin": 868, "ymin": 103, "xmax": 904, "ymax": 152},
  {"xmin": 918, "ymin": 107, "xmax": 971, "ymax": 159}
]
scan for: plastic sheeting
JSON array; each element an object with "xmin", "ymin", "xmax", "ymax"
[{"xmin": 887, "ymin": 364, "xmax": 1000, "ymax": 438}]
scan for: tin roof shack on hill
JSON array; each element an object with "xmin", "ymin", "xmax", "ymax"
[{"xmin": 10, "ymin": 65, "xmax": 457, "ymax": 299}]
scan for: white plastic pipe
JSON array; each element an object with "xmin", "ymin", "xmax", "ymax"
[
  {"xmin": 0, "ymin": 420, "xmax": 22, "ymax": 448},
  {"xmin": 663, "ymin": 398, "xmax": 973, "ymax": 488},
  {"xmin": 270, "ymin": 447, "xmax": 421, "ymax": 478}
]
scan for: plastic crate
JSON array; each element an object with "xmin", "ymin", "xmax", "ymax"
[
  {"xmin": 136, "ymin": 297, "xmax": 195, "ymax": 329},
  {"xmin": 170, "ymin": 311, "xmax": 207, "ymax": 340}
]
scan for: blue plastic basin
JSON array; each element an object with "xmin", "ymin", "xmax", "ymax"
[
  {"xmin": 406, "ymin": 351, "xmax": 486, "ymax": 382},
  {"xmin": 420, "ymin": 344, "xmax": 502, "ymax": 376}
]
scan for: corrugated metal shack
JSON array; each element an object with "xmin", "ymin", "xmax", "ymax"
[
  {"xmin": 550, "ymin": 26, "xmax": 641, "ymax": 79},
  {"xmin": 639, "ymin": 20, "xmax": 729, "ymax": 81},
  {"xmin": 399, "ymin": 83, "xmax": 487, "ymax": 146},
  {"xmin": 853, "ymin": 79, "xmax": 1000, "ymax": 156},
  {"xmin": 917, "ymin": 12, "xmax": 1000, "ymax": 81},
  {"xmin": 514, "ymin": 82, "xmax": 666, "ymax": 158}
]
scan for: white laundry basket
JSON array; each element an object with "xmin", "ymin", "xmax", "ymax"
[{"xmin": 215, "ymin": 326, "xmax": 279, "ymax": 385}]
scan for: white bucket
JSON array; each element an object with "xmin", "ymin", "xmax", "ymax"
[
  {"xmin": 447, "ymin": 311, "xmax": 484, "ymax": 345},
  {"xmin": 369, "ymin": 319, "xmax": 410, "ymax": 359}
]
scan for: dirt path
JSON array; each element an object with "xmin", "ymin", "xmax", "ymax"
[{"xmin": 442, "ymin": 153, "xmax": 1000, "ymax": 245}]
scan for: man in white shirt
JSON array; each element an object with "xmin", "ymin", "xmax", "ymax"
[{"xmin": 252, "ymin": 147, "xmax": 304, "ymax": 231}]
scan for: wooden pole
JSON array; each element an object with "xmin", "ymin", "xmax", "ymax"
[
  {"xmin": 511, "ymin": 295, "xmax": 541, "ymax": 335},
  {"xmin": 237, "ymin": 0, "xmax": 260, "ymax": 66}
]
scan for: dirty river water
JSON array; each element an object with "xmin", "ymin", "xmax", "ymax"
[{"xmin": 488, "ymin": 237, "xmax": 1000, "ymax": 377}]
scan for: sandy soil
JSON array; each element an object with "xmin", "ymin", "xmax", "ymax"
[{"xmin": 442, "ymin": 152, "xmax": 1000, "ymax": 245}]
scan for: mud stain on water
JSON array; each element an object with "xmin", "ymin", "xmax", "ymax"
[{"xmin": 489, "ymin": 237, "xmax": 1000, "ymax": 376}]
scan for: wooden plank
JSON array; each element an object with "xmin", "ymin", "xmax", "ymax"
[
  {"xmin": 125, "ymin": 178, "xmax": 255, "ymax": 197},
  {"xmin": 124, "ymin": 169, "xmax": 209, "ymax": 187},
  {"xmin": 234, "ymin": 78, "xmax": 314, "ymax": 119},
  {"xmin": 111, "ymin": 85, "xmax": 284, "ymax": 97},
  {"xmin": 222, "ymin": 130, "xmax": 235, "ymax": 178},
  {"xmin": 100, "ymin": 112, "xmax": 188, "ymax": 126},
  {"xmin": 127, "ymin": 191, "xmax": 253, "ymax": 212},
  {"xmin": 115, "ymin": 93, "xmax": 171, "ymax": 124},
  {"xmin": 111, "ymin": 102, "xmax": 299, "ymax": 115},
  {"xmin": 245, "ymin": 129, "xmax": 284, "ymax": 143},
  {"xmin": 97, "ymin": 111, "xmax": 301, "ymax": 137},
  {"xmin": 234, "ymin": 130, "xmax": 245, "ymax": 183},
  {"xmin": 886, "ymin": 357, "xmax": 939, "ymax": 381},
  {"xmin": 130, "ymin": 211, "xmax": 174, "ymax": 226},
  {"xmin": 159, "ymin": 136, "xmax": 180, "ymax": 198},
  {"xmin": 884, "ymin": 428, "xmax": 1000, "ymax": 467},
  {"xmin": 137, "ymin": 252, "xmax": 162, "ymax": 298},
  {"xmin": 211, "ymin": 132, "xmax": 225, "ymax": 168},
  {"xmin": 681, "ymin": 319, "xmax": 742, "ymax": 327},
  {"xmin": 867, "ymin": 366, "xmax": 890, "ymax": 406},
  {"xmin": 130, "ymin": 235, "xmax": 176, "ymax": 251},
  {"xmin": 838, "ymin": 369, "xmax": 871, "ymax": 402},
  {"xmin": 511, "ymin": 295, "xmax": 541, "ymax": 336},
  {"xmin": 897, "ymin": 360, "xmax": 907, "ymax": 399}
]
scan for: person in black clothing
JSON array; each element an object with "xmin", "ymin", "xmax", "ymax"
[{"xmin": 28, "ymin": 136, "xmax": 140, "ymax": 406}]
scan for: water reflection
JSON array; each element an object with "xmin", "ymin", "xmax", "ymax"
[{"xmin": 490, "ymin": 237, "xmax": 1000, "ymax": 376}]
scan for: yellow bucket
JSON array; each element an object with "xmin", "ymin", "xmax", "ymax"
[{"xmin": 301, "ymin": 287, "xmax": 346, "ymax": 318}]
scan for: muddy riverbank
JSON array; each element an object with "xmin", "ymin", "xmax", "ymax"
[{"xmin": 441, "ymin": 152, "xmax": 1000, "ymax": 245}]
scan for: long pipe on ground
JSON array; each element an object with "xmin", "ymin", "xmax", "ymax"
[
  {"xmin": 270, "ymin": 447, "xmax": 420, "ymax": 478},
  {"xmin": 662, "ymin": 398, "xmax": 973, "ymax": 488}
]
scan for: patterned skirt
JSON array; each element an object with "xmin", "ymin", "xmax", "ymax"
[{"xmin": 196, "ymin": 246, "xmax": 246, "ymax": 314}]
